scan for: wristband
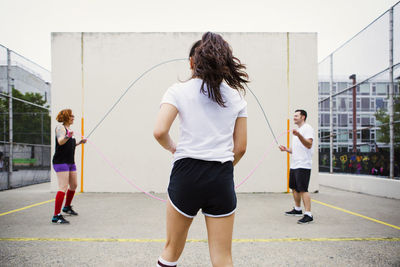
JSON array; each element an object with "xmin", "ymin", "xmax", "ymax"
[{"xmin": 66, "ymin": 130, "xmax": 73, "ymax": 138}]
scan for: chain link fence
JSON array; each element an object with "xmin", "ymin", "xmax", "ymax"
[
  {"xmin": 318, "ymin": 2, "xmax": 400, "ymax": 178},
  {"xmin": 0, "ymin": 44, "xmax": 51, "ymax": 190}
]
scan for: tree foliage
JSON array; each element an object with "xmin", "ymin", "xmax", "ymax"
[
  {"xmin": 375, "ymin": 95, "xmax": 400, "ymax": 149},
  {"xmin": 0, "ymin": 88, "xmax": 50, "ymax": 144}
]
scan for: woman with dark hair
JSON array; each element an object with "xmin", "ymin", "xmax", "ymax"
[
  {"xmin": 51, "ymin": 109, "xmax": 86, "ymax": 224},
  {"xmin": 154, "ymin": 32, "xmax": 248, "ymax": 267}
]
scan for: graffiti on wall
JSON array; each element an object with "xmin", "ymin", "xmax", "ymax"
[{"xmin": 319, "ymin": 151, "xmax": 399, "ymax": 177}]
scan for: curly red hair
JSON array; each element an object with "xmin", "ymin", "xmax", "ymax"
[{"xmin": 56, "ymin": 109, "xmax": 73, "ymax": 124}]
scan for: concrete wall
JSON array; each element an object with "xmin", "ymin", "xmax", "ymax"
[
  {"xmin": 51, "ymin": 32, "xmax": 318, "ymax": 193},
  {"xmin": 319, "ymin": 173, "xmax": 400, "ymax": 199},
  {"xmin": 0, "ymin": 170, "xmax": 50, "ymax": 190}
]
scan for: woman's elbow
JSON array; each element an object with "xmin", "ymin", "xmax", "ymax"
[
  {"xmin": 153, "ymin": 129, "xmax": 166, "ymax": 141},
  {"xmin": 235, "ymin": 146, "xmax": 247, "ymax": 157}
]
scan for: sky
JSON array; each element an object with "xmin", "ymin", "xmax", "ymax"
[{"xmin": 0, "ymin": 0, "xmax": 399, "ymax": 71}]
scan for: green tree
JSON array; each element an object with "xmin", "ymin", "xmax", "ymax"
[
  {"xmin": 0, "ymin": 88, "xmax": 50, "ymax": 144},
  {"xmin": 375, "ymin": 95, "xmax": 400, "ymax": 149}
]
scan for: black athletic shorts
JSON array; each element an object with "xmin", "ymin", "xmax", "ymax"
[
  {"xmin": 289, "ymin": 168, "xmax": 311, "ymax": 192},
  {"xmin": 167, "ymin": 158, "xmax": 236, "ymax": 218}
]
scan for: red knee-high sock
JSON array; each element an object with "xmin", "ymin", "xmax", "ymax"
[
  {"xmin": 64, "ymin": 189, "xmax": 76, "ymax": 207},
  {"xmin": 54, "ymin": 191, "xmax": 65, "ymax": 216}
]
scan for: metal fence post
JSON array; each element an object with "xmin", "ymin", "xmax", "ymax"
[
  {"xmin": 329, "ymin": 54, "xmax": 333, "ymax": 173},
  {"xmin": 41, "ymin": 113, "xmax": 44, "ymax": 144},
  {"xmin": 388, "ymin": 7, "xmax": 394, "ymax": 179},
  {"xmin": 7, "ymin": 49, "xmax": 13, "ymax": 189}
]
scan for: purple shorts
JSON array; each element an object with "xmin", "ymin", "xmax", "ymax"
[{"xmin": 53, "ymin": 163, "xmax": 77, "ymax": 172}]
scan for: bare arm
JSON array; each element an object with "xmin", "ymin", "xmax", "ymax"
[
  {"xmin": 56, "ymin": 126, "xmax": 69, "ymax": 146},
  {"xmin": 76, "ymin": 138, "xmax": 87, "ymax": 146},
  {"xmin": 279, "ymin": 145, "xmax": 292, "ymax": 154},
  {"xmin": 232, "ymin": 117, "xmax": 247, "ymax": 166},
  {"xmin": 153, "ymin": 103, "xmax": 178, "ymax": 154}
]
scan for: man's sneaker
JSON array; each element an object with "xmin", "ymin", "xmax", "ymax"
[
  {"xmin": 62, "ymin": 206, "xmax": 78, "ymax": 216},
  {"xmin": 297, "ymin": 214, "xmax": 313, "ymax": 224},
  {"xmin": 52, "ymin": 214, "xmax": 70, "ymax": 224},
  {"xmin": 285, "ymin": 208, "xmax": 303, "ymax": 216}
]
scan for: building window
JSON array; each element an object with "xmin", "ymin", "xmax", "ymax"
[
  {"xmin": 338, "ymin": 114, "xmax": 348, "ymax": 127},
  {"xmin": 320, "ymin": 114, "xmax": 330, "ymax": 127},
  {"xmin": 361, "ymin": 98, "xmax": 370, "ymax": 111},
  {"xmin": 376, "ymin": 98, "xmax": 383, "ymax": 109},
  {"xmin": 338, "ymin": 98, "xmax": 347, "ymax": 111},
  {"xmin": 360, "ymin": 83, "xmax": 370, "ymax": 95},
  {"xmin": 376, "ymin": 83, "xmax": 387, "ymax": 95},
  {"xmin": 337, "ymin": 82, "xmax": 349, "ymax": 93},
  {"xmin": 319, "ymin": 82, "xmax": 330, "ymax": 95},
  {"xmin": 361, "ymin": 129, "xmax": 370, "ymax": 142},
  {"xmin": 361, "ymin": 116, "xmax": 370, "ymax": 127},
  {"xmin": 376, "ymin": 98, "xmax": 386, "ymax": 110},
  {"xmin": 360, "ymin": 145, "xmax": 370, "ymax": 153},
  {"xmin": 320, "ymin": 130, "xmax": 330, "ymax": 143},
  {"xmin": 320, "ymin": 100, "xmax": 330, "ymax": 111},
  {"xmin": 337, "ymin": 130, "xmax": 348, "ymax": 142}
]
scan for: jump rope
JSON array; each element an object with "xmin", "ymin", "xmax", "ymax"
[{"xmin": 80, "ymin": 58, "xmax": 287, "ymax": 202}]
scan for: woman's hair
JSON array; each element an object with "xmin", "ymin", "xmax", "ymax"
[
  {"xmin": 189, "ymin": 40, "xmax": 202, "ymax": 58},
  {"xmin": 56, "ymin": 109, "xmax": 73, "ymax": 124},
  {"xmin": 190, "ymin": 32, "xmax": 249, "ymax": 107}
]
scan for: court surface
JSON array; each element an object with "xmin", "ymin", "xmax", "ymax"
[{"xmin": 0, "ymin": 183, "xmax": 399, "ymax": 266}]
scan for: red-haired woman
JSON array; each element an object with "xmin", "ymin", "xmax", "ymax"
[
  {"xmin": 51, "ymin": 109, "xmax": 86, "ymax": 224},
  {"xmin": 154, "ymin": 32, "xmax": 248, "ymax": 267}
]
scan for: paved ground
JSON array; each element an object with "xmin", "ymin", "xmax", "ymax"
[{"xmin": 0, "ymin": 183, "xmax": 399, "ymax": 266}]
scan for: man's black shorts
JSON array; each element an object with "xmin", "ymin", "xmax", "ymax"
[
  {"xmin": 168, "ymin": 158, "xmax": 236, "ymax": 218},
  {"xmin": 289, "ymin": 168, "xmax": 311, "ymax": 192}
]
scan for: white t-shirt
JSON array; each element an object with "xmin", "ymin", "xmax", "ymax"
[
  {"xmin": 291, "ymin": 123, "xmax": 314, "ymax": 169},
  {"xmin": 160, "ymin": 78, "xmax": 247, "ymax": 163}
]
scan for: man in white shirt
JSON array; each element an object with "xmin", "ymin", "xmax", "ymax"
[{"xmin": 279, "ymin": 109, "xmax": 314, "ymax": 224}]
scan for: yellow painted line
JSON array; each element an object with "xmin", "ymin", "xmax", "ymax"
[
  {"xmin": 0, "ymin": 193, "xmax": 81, "ymax": 217},
  {"xmin": 0, "ymin": 199, "xmax": 55, "ymax": 217},
  {"xmin": 312, "ymin": 199, "xmax": 400, "ymax": 230},
  {"xmin": 0, "ymin": 237, "xmax": 399, "ymax": 243},
  {"xmin": 232, "ymin": 237, "xmax": 400, "ymax": 243}
]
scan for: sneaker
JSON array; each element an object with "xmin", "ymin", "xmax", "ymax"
[
  {"xmin": 297, "ymin": 214, "xmax": 313, "ymax": 224},
  {"xmin": 62, "ymin": 206, "xmax": 78, "ymax": 216},
  {"xmin": 285, "ymin": 208, "xmax": 303, "ymax": 217},
  {"xmin": 52, "ymin": 214, "xmax": 70, "ymax": 224}
]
